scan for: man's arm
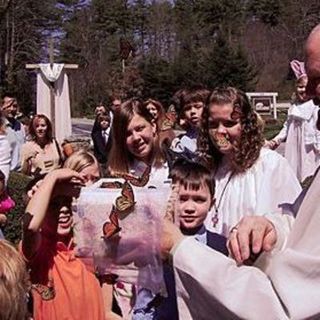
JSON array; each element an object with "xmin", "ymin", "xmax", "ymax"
[{"xmin": 172, "ymin": 237, "xmax": 289, "ymax": 320}]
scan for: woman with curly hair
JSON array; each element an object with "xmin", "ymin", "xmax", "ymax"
[{"xmin": 199, "ymin": 87, "xmax": 301, "ymax": 237}]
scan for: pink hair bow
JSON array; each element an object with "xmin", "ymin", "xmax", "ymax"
[{"xmin": 290, "ymin": 60, "xmax": 306, "ymax": 79}]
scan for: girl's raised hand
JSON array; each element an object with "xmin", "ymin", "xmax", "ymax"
[
  {"xmin": 50, "ymin": 168, "xmax": 85, "ymax": 183},
  {"xmin": 48, "ymin": 168, "xmax": 86, "ymax": 198}
]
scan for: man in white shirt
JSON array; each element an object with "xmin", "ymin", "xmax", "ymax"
[
  {"xmin": 161, "ymin": 24, "xmax": 320, "ymax": 320},
  {"xmin": 1, "ymin": 94, "xmax": 25, "ymax": 171}
]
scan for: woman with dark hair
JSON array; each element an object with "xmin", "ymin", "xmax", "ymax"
[
  {"xmin": 107, "ymin": 98, "xmax": 170, "ymax": 319},
  {"xmin": 21, "ymin": 114, "xmax": 63, "ymax": 176},
  {"xmin": 198, "ymin": 87, "xmax": 301, "ymax": 237},
  {"xmin": 143, "ymin": 99, "xmax": 166, "ymax": 127},
  {"xmin": 143, "ymin": 98, "xmax": 175, "ymax": 151}
]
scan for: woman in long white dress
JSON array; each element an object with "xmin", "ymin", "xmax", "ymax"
[
  {"xmin": 266, "ymin": 60, "xmax": 320, "ymax": 182},
  {"xmin": 198, "ymin": 87, "xmax": 301, "ymax": 237}
]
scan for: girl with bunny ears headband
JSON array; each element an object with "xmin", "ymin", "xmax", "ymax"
[
  {"xmin": 290, "ymin": 60, "xmax": 308, "ymax": 103},
  {"xmin": 266, "ymin": 59, "xmax": 320, "ymax": 182}
]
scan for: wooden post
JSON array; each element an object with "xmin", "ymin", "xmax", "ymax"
[
  {"xmin": 272, "ymin": 95, "xmax": 277, "ymax": 120},
  {"xmin": 49, "ymin": 37, "xmax": 56, "ymax": 135}
]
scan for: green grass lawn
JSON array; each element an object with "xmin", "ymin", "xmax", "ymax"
[
  {"xmin": 263, "ymin": 110, "xmax": 288, "ymax": 140},
  {"xmin": 4, "ymin": 172, "xmax": 32, "ymax": 244}
]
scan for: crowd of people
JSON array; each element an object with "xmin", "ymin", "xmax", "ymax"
[{"xmin": 0, "ymin": 23, "xmax": 320, "ymax": 320}]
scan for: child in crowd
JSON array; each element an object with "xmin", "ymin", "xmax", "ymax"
[
  {"xmin": 170, "ymin": 87, "xmax": 210, "ymax": 158},
  {"xmin": 108, "ymin": 98, "xmax": 169, "ymax": 185},
  {"xmin": 91, "ymin": 103, "xmax": 111, "ymax": 135},
  {"xmin": 0, "ymin": 240, "xmax": 30, "ymax": 320},
  {"xmin": 0, "ymin": 169, "xmax": 15, "ymax": 239},
  {"xmin": 92, "ymin": 112, "xmax": 113, "ymax": 175},
  {"xmin": 20, "ymin": 151, "xmax": 107, "ymax": 320},
  {"xmin": 143, "ymin": 99, "xmax": 175, "ymax": 149},
  {"xmin": 20, "ymin": 114, "xmax": 63, "ymax": 176},
  {"xmin": 107, "ymin": 99, "xmax": 169, "ymax": 319},
  {"xmin": 266, "ymin": 60, "xmax": 320, "ymax": 182},
  {"xmin": 157, "ymin": 160, "xmax": 228, "ymax": 319}
]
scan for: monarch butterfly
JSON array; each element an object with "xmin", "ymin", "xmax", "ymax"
[
  {"xmin": 213, "ymin": 132, "xmax": 230, "ymax": 148},
  {"xmin": 96, "ymin": 272, "xmax": 119, "ymax": 285},
  {"xmin": 115, "ymin": 181, "xmax": 135, "ymax": 214},
  {"xmin": 113, "ymin": 165, "xmax": 151, "ymax": 187},
  {"xmin": 100, "ymin": 181, "xmax": 123, "ymax": 189},
  {"xmin": 161, "ymin": 110, "xmax": 177, "ymax": 131},
  {"xmin": 32, "ymin": 278, "xmax": 55, "ymax": 300},
  {"xmin": 103, "ymin": 205, "xmax": 122, "ymax": 239}
]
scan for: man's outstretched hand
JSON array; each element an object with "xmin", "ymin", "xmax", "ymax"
[{"xmin": 227, "ymin": 216, "xmax": 277, "ymax": 264}]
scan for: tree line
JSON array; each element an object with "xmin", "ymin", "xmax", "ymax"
[{"xmin": 0, "ymin": 0, "xmax": 319, "ymax": 115}]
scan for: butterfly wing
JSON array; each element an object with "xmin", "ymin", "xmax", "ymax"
[
  {"xmin": 120, "ymin": 173, "xmax": 139, "ymax": 186},
  {"xmin": 138, "ymin": 165, "xmax": 151, "ymax": 187},
  {"xmin": 103, "ymin": 205, "xmax": 121, "ymax": 239},
  {"xmin": 97, "ymin": 273, "xmax": 119, "ymax": 285},
  {"xmin": 112, "ymin": 167, "xmax": 150, "ymax": 187},
  {"xmin": 115, "ymin": 197, "xmax": 133, "ymax": 213},
  {"xmin": 161, "ymin": 118, "xmax": 173, "ymax": 131},
  {"xmin": 115, "ymin": 182, "xmax": 135, "ymax": 213},
  {"xmin": 121, "ymin": 181, "xmax": 134, "ymax": 200},
  {"xmin": 166, "ymin": 110, "xmax": 177, "ymax": 123},
  {"xmin": 32, "ymin": 278, "xmax": 55, "ymax": 301},
  {"xmin": 100, "ymin": 181, "xmax": 123, "ymax": 189},
  {"xmin": 105, "ymin": 273, "xmax": 119, "ymax": 284},
  {"xmin": 213, "ymin": 132, "xmax": 230, "ymax": 148}
]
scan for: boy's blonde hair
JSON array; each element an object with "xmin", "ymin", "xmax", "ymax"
[{"xmin": 0, "ymin": 240, "xmax": 29, "ymax": 320}]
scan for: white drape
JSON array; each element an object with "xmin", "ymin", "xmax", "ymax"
[{"xmin": 36, "ymin": 63, "xmax": 72, "ymax": 143}]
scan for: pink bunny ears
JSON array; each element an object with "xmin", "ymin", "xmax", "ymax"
[{"xmin": 290, "ymin": 60, "xmax": 306, "ymax": 79}]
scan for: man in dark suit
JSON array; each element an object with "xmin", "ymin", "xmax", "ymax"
[{"xmin": 91, "ymin": 112, "xmax": 112, "ymax": 175}]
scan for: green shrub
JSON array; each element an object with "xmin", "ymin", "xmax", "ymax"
[{"xmin": 3, "ymin": 172, "xmax": 32, "ymax": 244}]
